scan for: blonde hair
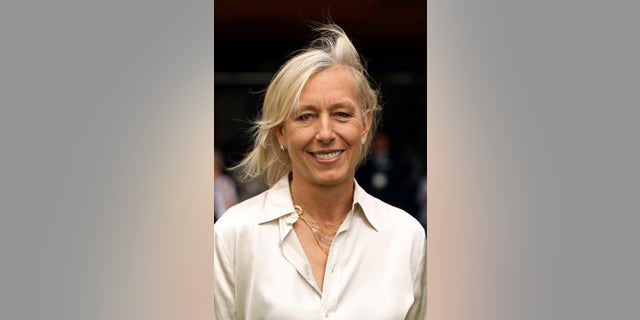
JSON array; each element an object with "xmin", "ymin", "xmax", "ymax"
[{"xmin": 232, "ymin": 24, "xmax": 382, "ymax": 187}]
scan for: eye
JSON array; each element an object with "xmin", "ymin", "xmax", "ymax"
[
  {"xmin": 335, "ymin": 112, "xmax": 352, "ymax": 118},
  {"xmin": 296, "ymin": 113, "xmax": 313, "ymax": 121}
]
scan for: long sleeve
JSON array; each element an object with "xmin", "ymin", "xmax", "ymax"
[
  {"xmin": 214, "ymin": 225, "xmax": 236, "ymax": 320},
  {"xmin": 405, "ymin": 232, "xmax": 427, "ymax": 320}
]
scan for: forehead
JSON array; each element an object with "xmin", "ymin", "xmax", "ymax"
[{"xmin": 298, "ymin": 66, "xmax": 360, "ymax": 107}]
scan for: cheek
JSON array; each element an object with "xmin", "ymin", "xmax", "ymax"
[
  {"xmin": 284, "ymin": 128, "xmax": 311, "ymax": 149},
  {"xmin": 344, "ymin": 123, "xmax": 365, "ymax": 140}
]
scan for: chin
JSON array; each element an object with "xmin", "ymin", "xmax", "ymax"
[{"xmin": 313, "ymin": 172, "xmax": 352, "ymax": 187}]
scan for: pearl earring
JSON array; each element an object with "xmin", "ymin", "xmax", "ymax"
[
  {"xmin": 361, "ymin": 138, "xmax": 366, "ymax": 145},
  {"xmin": 280, "ymin": 144, "xmax": 285, "ymax": 151}
]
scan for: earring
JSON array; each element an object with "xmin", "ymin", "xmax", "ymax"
[
  {"xmin": 361, "ymin": 138, "xmax": 366, "ymax": 145},
  {"xmin": 280, "ymin": 144, "xmax": 285, "ymax": 151}
]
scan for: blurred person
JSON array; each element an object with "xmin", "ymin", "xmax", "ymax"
[
  {"xmin": 214, "ymin": 24, "xmax": 425, "ymax": 319},
  {"xmin": 356, "ymin": 131, "xmax": 419, "ymax": 217},
  {"xmin": 214, "ymin": 149, "xmax": 239, "ymax": 222},
  {"xmin": 402, "ymin": 140, "xmax": 424, "ymax": 187},
  {"xmin": 236, "ymin": 175, "xmax": 268, "ymax": 202},
  {"xmin": 235, "ymin": 147, "xmax": 269, "ymax": 201}
]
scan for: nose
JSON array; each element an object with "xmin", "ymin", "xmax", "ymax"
[{"xmin": 315, "ymin": 115, "xmax": 336, "ymax": 144}]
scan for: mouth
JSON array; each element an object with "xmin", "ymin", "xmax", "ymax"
[{"xmin": 311, "ymin": 150, "xmax": 343, "ymax": 160}]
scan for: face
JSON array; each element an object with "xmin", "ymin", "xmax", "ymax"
[{"xmin": 275, "ymin": 66, "xmax": 371, "ymax": 189}]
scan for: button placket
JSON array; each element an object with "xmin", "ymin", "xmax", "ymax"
[
  {"xmin": 322, "ymin": 233, "xmax": 341, "ymax": 315},
  {"xmin": 280, "ymin": 215, "xmax": 323, "ymax": 295},
  {"xmin": 329, "ymin": 232, "xmax": 343, "ymax": 276}
]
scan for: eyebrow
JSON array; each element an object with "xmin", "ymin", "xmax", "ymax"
[{"xmin": 297, "ymin": 100, "xmax": 359, "ymax": 111}]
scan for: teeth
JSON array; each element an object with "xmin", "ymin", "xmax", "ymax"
[{"xmin": 313, "ymin": 151, "xmax": 341, "ymax": 160}]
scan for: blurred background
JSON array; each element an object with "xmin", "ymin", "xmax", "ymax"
[{"xmin": 214, "ymin": 0, "xmax": 427, "ymax": 227}]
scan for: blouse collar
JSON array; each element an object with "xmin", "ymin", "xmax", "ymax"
[{"xmin": 256, "ymin": 174, "xmax": 380, "ymax": 232}]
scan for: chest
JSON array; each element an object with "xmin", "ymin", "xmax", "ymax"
[{"xmin": 234, "ymin": 222, "xmax": 416, "ymax": 319}]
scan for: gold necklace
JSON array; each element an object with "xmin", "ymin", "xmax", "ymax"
[
  {"xmin": 293, "ymin": 205, "xmax": 335, "ymax": 255},
  {"xmin": 289, "ymin": 177, "xmax": 346, "ymax": 255}
]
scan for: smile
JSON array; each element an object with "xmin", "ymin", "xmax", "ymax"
[{"xmin": 311, "ymin": 151, "xmax": 342, "ymax": 160}]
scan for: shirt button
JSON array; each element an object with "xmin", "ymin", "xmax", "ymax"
[{"xmin": 285, "ymin": 212, "xmax": 299, "ymax": 224}]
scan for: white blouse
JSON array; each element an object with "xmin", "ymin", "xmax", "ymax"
[{"xmin": 214, "ymin": 175, "xmax": 426, "ymax": 320}]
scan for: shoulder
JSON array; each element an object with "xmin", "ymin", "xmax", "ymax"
[
  {"xmin": 216, "ymin": 174, "xmax": 292, "ymax": 231},
  {"xmin": 357, "ymin": 186, "xmax": 425, "ymax": 241},
  {"xmin": 359, "ymin": 192, "xmax": 426, "ymax": 273},
  {"xmin": 214, "ymin": 189, "xmax": 267, "ymax": 234}
]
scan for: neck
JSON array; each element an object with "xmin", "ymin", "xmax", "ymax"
[{"xmin": 289, "ymin": 175, "xmax": 354, "ymax": 224}]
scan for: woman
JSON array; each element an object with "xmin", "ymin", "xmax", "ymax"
[{"xmin": 214, "ymin": 25, "xmax": 426, "ymax": 319}]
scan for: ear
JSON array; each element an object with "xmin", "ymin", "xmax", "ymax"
[
  {"xmin": 361, "ymin": 109, "xmax": 372, "ymax": 140},
  {"xmin": 274, "ymin": 123, "xmax": 287, "ymax": 147}
]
